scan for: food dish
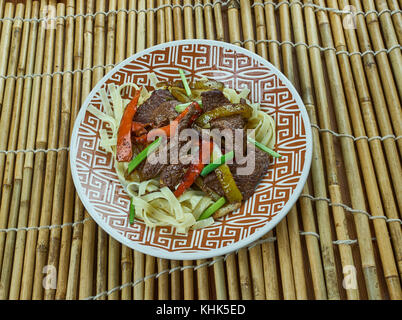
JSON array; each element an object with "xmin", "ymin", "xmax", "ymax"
[
  {"xmin": 70, "ymin": 40, "xmax": 312, "ymax": 260},
  {"xmin": 88, "ymin": 71, "xmax": 278, "ymax": 233}
]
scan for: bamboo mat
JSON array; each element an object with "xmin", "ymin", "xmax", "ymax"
[{"xmin": 0, "ymin": 0, "xmax": 400, "ymax": 301}]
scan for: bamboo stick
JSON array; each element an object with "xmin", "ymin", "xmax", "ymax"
[
  {"xmin": 386, "ymin": 0, "xmax": 402, "ymax": 44},
  {"xmin": 156, "ymin": 0, "xmax": 165, "ymax": 44},
  {"xmin": 0, "ymin": 0, "xmax": 4, "ymax": 35},
  {"xmin": 287, "ymin": 207, "xmax": 308, "ymax": 299},
  {"xmin": 0, "ymin": 2, "xmax": 14, "ymax": 121},
  {"xmin": 212, "ymin": 0, "xmax": 224, "ymax": 41},
  {"xmin": 0, "ymin": 1, "xmax": 24, "ymax": 272},
  {"xmin": 329, "ymin": 0, "xmax": 402, "ymax": 282},
  {"xmin": 31, "ymin": 1, "xmax": 65, "ymax": 300},
  {"xmin": 164, "ymin": 0, "xmax": 173, "ymax": 42},
  {"xmin": 8, "ymin": 0, "xmax": 41, "ymax": 300},
  {"xmin": 172, "ymin": 0, "xmax": 183, "ymax": 40},
  {"xmin": 77, "ymin": 0, "xmax": 96, "ymax": 300},
  {"xmin": 203, "ymin": 0, "xmax": 215, "ymax": 40},
  {"xmin": 157, "ymin": 258, "xmax": 169, "ymax": 299},
  {"xmin": 127, "ymin": 0, "xmax": 137, "ymax": 56},
  {"xmin": 170, "ymin": 260, "xmax": 181, "ymax": 299},
  {"xmin": 0, "ymin": 0, "xmax": 30, "ymax": 300},
  {"xmin": 304, "ymin": 0, "xmax": 381, "ymax": 300},
  {"xmin": 136, "ymin": 0, "xmax": 146, "ymax": 51},
  {"xmin": 147, "ymin": 0, "xmax": 155, "ymax": 47},
  {"xmin": 195, "ymin": 259, "xmax": 209, "ymax": 299},
  {"xmin": 144, "ymin": 255, "xmax": 155, "ymax": 300},
  {"xmin": 239, "ymin": 0, "xmax": 254, "ymax": 51},
  {"xmin": 183, "ymin": 260, "xmax": 194, "ymax": 300},
  {"xmin": 92, "ymin": 0, "xmax": 107, "ymax": 301},
  {"xmin": 18, "ymin": 0, "xmax": 54, "ymax": 300},
  {"xmin": 133, "ymin": 251, "xmax": 145, "ymax": 299},
  {"xmin": 227, "ymin": 0, "xmax": 241, "ymax": 44},
  {"xmin": 183, "ymin": 0, "xmax": 194, "ymax": 39},
  {"xmin": 212, "ymin": 257, "xmax": 227, "ymax": 300},
  {"xmin": 194, "ymin": 0, "xmax": 204, "ymax": 39}
]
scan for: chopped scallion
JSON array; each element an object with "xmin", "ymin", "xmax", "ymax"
[
  {"xmin": 175, "ymin": 100, "xmax": 203, "ymax": 113},
  {"xmin": 198, "ymin": 197, "xmax": 227, "ymax": 220},
  {"xmin": 247, "ymin": 136, "xmax": 282, "ymax": 158},
  {"xmin": 129, "ymin": 198, "xmax": 135, "ymax": 224},
  {"xmin": 127, "ymin": 137, "xmax": 162, "ymax": 173},
  {"xmin": 200, "ymin": 151, "xmax": 234, "ymax": 177},
  {"xmin": 178, "ymin": 68, "xmax": 192, "ymax": 97}
]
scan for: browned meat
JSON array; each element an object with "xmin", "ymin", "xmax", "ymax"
[
  {"xmin": 210, "ymin": 115, "xmax": 246, "ymax": 131},
  {"xmin": 179, "ymin": 103, "xmax": 202, "ymax": 130},
  {"xmin": 160, "ymin": 163, "xmax": 189, "ymax": 189},
  {"xmin": 201, "ymin": 89, "xmax": 231, "ymax": 112},
  {"xmin": 203, "ymin": 143, "xmax": 270, "ymax": 200},
  {"xmin": 201, "ymin": 90, "xmax": 246, "ymax": 133},
  {"xmin": 133, "ymin": 89, "xmax": 178, "ymax": 126},
  {"xmin": 153, "ymin": 101, "xmax": 180, "ymax": 127}
]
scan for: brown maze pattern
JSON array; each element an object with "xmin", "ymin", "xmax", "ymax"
[{"xmin": 73, "ymin": 43, "xmax": 307, "ymax": 253}]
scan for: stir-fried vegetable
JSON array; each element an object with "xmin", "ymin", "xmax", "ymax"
[
  {"xmin": 170, "ymin": 87, "xmax": 192, "ymax": 103},
  {"xmin": 178, "ymin": 68, "xmax": 192, "ymax": 97},
  {"xmin": 247, "ymin": 136, "xmax": 282, "ymax": 158},
  {"xmin": 174, "ymin": 139, "xmax": 213, "ymax": 198},
  {"xmin": 134, "ymin": 102, "xmax": 202, "ymax": 144},
  {"xmin": 195, "ymin": 104, "xmax": 253, "ymax": 128},
  {"xmin": 215, "ymin": 164, "xmax": 243, "ymax": 203},
  {"xmin": 116, "ymin": 88, "xmax": 142, "ymax": 162},
  {"xmin": 129, "ymin": 198, "xmax": 135, "ymax": 224},
  {"xmin": 193, "ymin": 79, "xmax": 224, "ymax": 91},
  {"xmin": 175, "ymin": 100, "xmax": 202, "ymax": 113},
  {"xmin": 131, "ymin": 121, "xmax": 151, "ymax": 136},
  {"xmin": 212, "ymin": 202, "xmax": 242, "ymax": 219},
  {"xmin": 198, "ymin": 197, "xmax": 227, "ymax": 220},
  {"xmin": 128, "ymin": 137, "xmax": 162, "ymax": 174},
  {"xmin": 200, "ymin": 150, "xmax": 234, "ymax": 177}
]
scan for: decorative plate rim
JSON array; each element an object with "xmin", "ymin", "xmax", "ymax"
[{"xmin": 70, "ymin": 39, "xmax": 313, "ymax": 260}]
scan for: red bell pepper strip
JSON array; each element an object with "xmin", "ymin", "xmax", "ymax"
[
  {"xmin": 133, "ymin": 102, "xmax": 202, "ymax": 144},
  {"xmin": 131, "ymin": 121, "xmax": 151, "ymax": 137},
  {"xmin": 173, "ymin": 139, "xmax": 214, "ymax": 198},
  {"xmin": 116, "ymin": 88, "xmax": 142, "ymax": 162}
]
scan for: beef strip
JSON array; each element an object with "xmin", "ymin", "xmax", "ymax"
[
  {"xmin": 201, "ymin": 89, "xmax": 246, "ymax": 132},
  {"xmin": 159, "ymin": 163, "xmax": 189, "ymax": 189},
  {"xmin": 133, "ymin": 89, "xmax": 179, "ymax": 127},
  {"xmin": 201, "ymin": 89, "xmax": 231, "ymax": 112},
  {"xmin": 203, "ymin": 142, "xmax": 270, "ymax": 200}
]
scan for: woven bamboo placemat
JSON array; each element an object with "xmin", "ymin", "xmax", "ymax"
[{"xmin": 0, "ymin": 0, "xmax": 400, "ymax": 300}]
